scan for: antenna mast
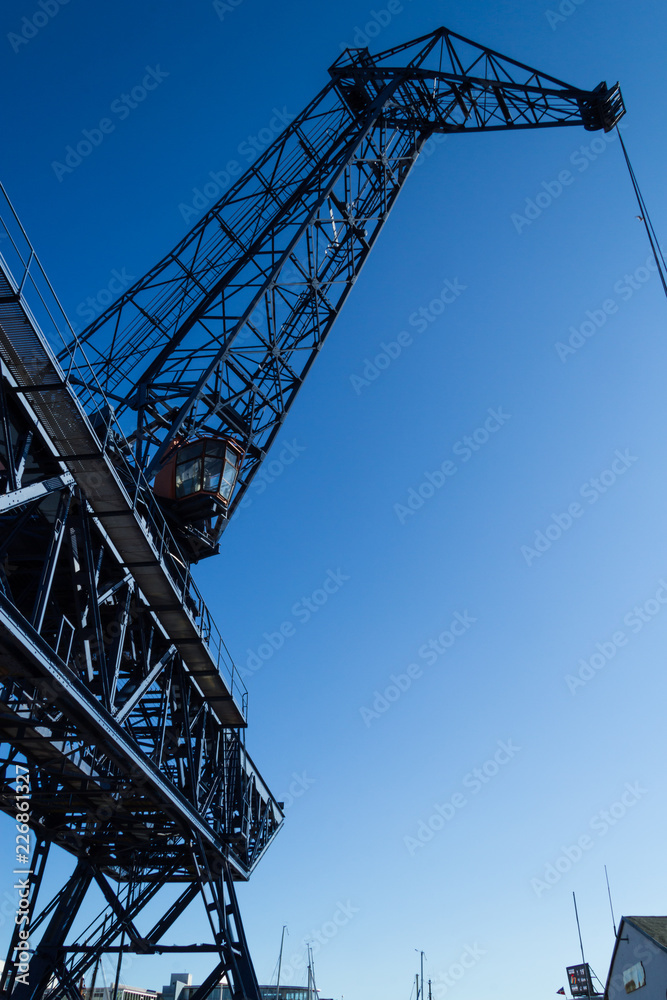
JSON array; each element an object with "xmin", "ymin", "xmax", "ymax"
[
  {"xmin": 573, "ymin": 892, "xmax": 586, "ymax": 967},
  {"xmin": 604, "ymin": 866, "xmax": 618, "ymax": 937}
]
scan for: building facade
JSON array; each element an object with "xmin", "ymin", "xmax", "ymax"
[
  {"xmin": 605, "ymin": 917, "xmax": 667, "ymax": 1000},
  {"xmin": 161, "ymin": 975, "xmax": 328, "ymax": 1000},
  {"xmin": 83, "ymin": 986, "xmax": 159, "ymax": 1000}
]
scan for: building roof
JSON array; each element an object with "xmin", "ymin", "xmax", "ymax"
[{"xmin": 624, "ymin": 917, "xmax": 667, "ymax": 954}]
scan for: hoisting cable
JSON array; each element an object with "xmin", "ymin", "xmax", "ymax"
[{"xmin": 616, "ymin": 126, "xmax": 667, "ymax": 300}]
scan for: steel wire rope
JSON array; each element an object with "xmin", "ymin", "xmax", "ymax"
[{"xmin": 616, "ymin": 126, "xmax": 667, "ymax": 300}]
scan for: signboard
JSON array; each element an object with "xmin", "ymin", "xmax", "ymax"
[{"xmin": 567, "ymin": 964, "xmax": 594, "ymax": 997}]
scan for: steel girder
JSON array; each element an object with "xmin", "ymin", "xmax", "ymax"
[
  {"xmin": 0, "ymin": 336, "xmax": 282, "ymax": 998},
  {"xmin": 2, "ymin": 855, "xmax": 259, "ymax": 1000},
  {"xmin": 70, "ymin": 26, "xmax": 624, "ymax": 541}
]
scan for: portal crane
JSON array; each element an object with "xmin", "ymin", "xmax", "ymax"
[
  {"xmin": 0, "ymin": 25, "xmax": 624, "ymax": 1000},
  {"xmin": 69, "ymin": 27, "xmax": 624, "ymax": 561}
]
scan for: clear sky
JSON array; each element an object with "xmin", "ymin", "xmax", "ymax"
[{"xmin": 1, "ymin": 2, "xmax": 667, "ymax": 1000}]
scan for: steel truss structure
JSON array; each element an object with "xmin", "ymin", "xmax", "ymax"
[
  {"xmin": 72, "ymin": 27, "xmax": 623, "ymax": 543},
  {"xmin": 0, "ymin": 24, "xmax": 624, "ymax": 1000},
  {"xmin": 0, "ymin": 208, "xmax": 282, "ymax": 1000}
]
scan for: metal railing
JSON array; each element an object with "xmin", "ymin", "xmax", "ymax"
[{"xmin": 0, "ymin": 182, "xmax": 248, "ymax": 720}]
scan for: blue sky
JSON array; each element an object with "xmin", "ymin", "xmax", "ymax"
[{"xmin": 1, "ymin": 1, "xmax": 667, "ymax": 999}]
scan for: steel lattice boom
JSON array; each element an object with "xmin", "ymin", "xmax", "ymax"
[
  {"xmin": 71, "ymin": 27, "xmax": 623, "ymax": 543},
  {"xmin": 0, "ymin": 23, "xmax": 624, "ymax": 1000}
]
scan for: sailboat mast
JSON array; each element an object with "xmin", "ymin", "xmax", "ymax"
[
  {"xmin": 275, "ymin": 925, "xmax": 287, "ymax": 1000},
  {"xmin": 307, "ymin": 944, "xmax": 319, "ymax": 1000}
]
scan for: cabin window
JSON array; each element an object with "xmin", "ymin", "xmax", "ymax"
[
  {"xmin": 220, "ymin": 446, "xmax": 240, "ymax": 500},
  {"xmin": 203, "ymin": 439, "xmax": 226, "ymax": 492},
  {"xmin": 170, "ymin": 438, "xmax": 242, "ymax": 502},
  {"xmin": 175, "ymin": 442, "xmax": 203, "ymax": 497}
]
